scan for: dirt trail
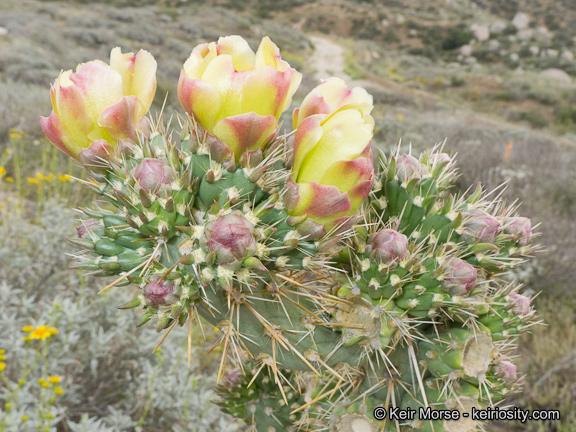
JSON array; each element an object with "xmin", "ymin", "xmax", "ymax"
[{"xmin": 308, "ymin": 34, "xmax": 575, "ymax": 147}]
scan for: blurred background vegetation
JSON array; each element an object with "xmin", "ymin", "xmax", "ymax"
[{"xmin": 0, "ymin": 0, "xmax": 575, "ymax": 430}]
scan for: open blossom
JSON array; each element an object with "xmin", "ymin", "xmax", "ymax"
[
  {"xmin": 178, "ymin": 35, "xmax": 301, "ymax": 160},
  {"xmin": 41, "ymin": 47, "xmax": 157, "ymax": 161},
  {"xmin": 284, "ymin": 97, "xmax": 374, "ymax": 232}
]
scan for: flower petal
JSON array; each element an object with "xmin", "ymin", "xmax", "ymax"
[
  {"xmin": 40, "ymin": 111, "xmax": 81, "ymax": 159},
  {"xmin": 319, "ymin": 154, "xmax": 374, "ymax": 194},
  {"xmin": 178, "ymin": 72, "xmax": 223, "ymax": 133},
  {"xmin": 52, "ymin": 84, "xmax": 91, "ymax": 150},
  {"xmin": 291, "ymin": 114, "xmax": 324, "ymax": 180},
  {"xmin": 294, "ymin": 77, "xmax": 373, "ymax": 127},
  {"xmin": 212, "ymin": 112, "xmax": 277, "ymax": 159},
  {"xmin": 290, "ymin": 181, "xmax": 352, "ymax": 225},
  {"xmin": 98, "ymin": 95, "xmax": 141, "ymax": 140},
  {"xmin": 297, "ymin": 108, "xmax": 374, "ymax": 183},
  {"xmin": 110, "ymin": 47, "xmax": 157, "ymax": 116},
  {"xmin": 69, "ymin": 61, "xmax": 124, "ymax": 123},
  {"xmin": 217, "ymin": 35, "xmax": 255, "ymax": 71},
  {"xmin": 183, "ymin": 42, "xmax": 218, "ymax": 79}
]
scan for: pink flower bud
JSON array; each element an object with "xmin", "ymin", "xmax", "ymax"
[
  {"xmin": 509, "ymin": 293, "xmax": 531, "ymax": 316},
  {"xmin": 367, "ymin": 229, "xmax": 409, "ymax": 264},
  {"xmin": 78, "ymin": 140, "xmax": 112, "ymax": 173},
  {"xmin": 222, "ymin": 369, "xmax": 243, "ymax": 388},
  {"xmin": 442, "ymin": 257, "xmax": 477, "ymax": 295},
  {"xmin": 430, "ymin": 152, "xmax": 452, "ymax": 165},
  {"xmin": 201, "ymin": 213, "xmax": 257, "ymax": 264},
  {"xmin": 495, "ymin": 360, "xmax": 517, "ymax": 380},
  {"xmin": 461, "ymin": 210, "xmax": 500, "ymax": 244},
  {"xmin": 144, "ymin": 277, "xmax": 178, "ymax": 307},
  {"xmin": 396, "ymin": 154, "xmax": 426, "ymax": 182},
  {"xmin": 76, "ymin": 219, "xmax": 99, "ymax": 238},
  {"xmin": 131, "ymin": 158, "xmax": 176, "ymax": 194},
  {"xmin": 503, "ymin": 217, "xmax": 532, "ymax": 246}
]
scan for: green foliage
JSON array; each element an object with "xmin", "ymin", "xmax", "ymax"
[{"xmin": 442, "ymin": 27, "xmax": 473, "ymax": 50}]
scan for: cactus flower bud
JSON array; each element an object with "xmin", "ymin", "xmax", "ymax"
[
  {"xmin": 284, "ymin": 103, "xmax": 374, "ymax": 231},
  {"xmin": 430, "ymin": 152, "xmax": 452, "ymax": 165},
  {"xmin": 222, "ymin": 369, "xmax": 243, "ymax": 388},
  {"xmin": 144, "ymin": 277, "xmax": 178, "ymax": 307},
  {"xmin": 509, "ymin": 293, "xmax": 531, "ymax": 316},
  {"xmin": 201, "ymin": 213, "xmax": 257, "ymax": 265},
  {"xmin": 503, "ymin": 217, "xmax": 532, "ymax": 246},
  {"xmin": 178, "ymin": 36, "xmax": 302, "ymax": 161},
  {"xmin": 396, "ymin": 154, "xmax": 426, "ymax": 182},
  {"xmin": 78, "ymin": 140, "xmax": 112, "ymax": 173},
  {"xmin": 131, "ymin": 158, "xmax": 176, "ymax": 194},
  {"xmin": 76, "ymin": 219, "xmax": 99, "ymax": 238},
  {"xmin": 367, "ymin": 229, "xmax": 409, "ymax": 264},
  {"xmin": 442, "ymin": 257, "xmax": 477, "ymax": 295},
  {"xmin": 495, "ymin": 360, "xmax": 517, "ymax": 380},
  {"xmin": 292, "ymin": 77, "xmax": 373, "ymax": 128},
  {"xmin": 461, "ymin": 210, "xmax": 500, "ymax": 244},
  {"xmin": 41, "ymin": 47, "xmax": 157, "ymax": 160}
]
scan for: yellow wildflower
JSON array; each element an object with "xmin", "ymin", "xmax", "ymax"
[
  {"xmin": 27, "ymin": 177, "xmax": 39, "ymax": 184},
  {"xmin": 0, "ymin": 354, "xmax": 5, "ymax": 360},
  {"xmin": 38, "ymin": 378, "xmax": 49, "ymax": 387},
  {"xmin": 54, "ymin": 387, "xmax": 64, "ymax": 395},
  {"xmin": 5, "ymin": 403, "xmax": 12, "ymax": 409},
  {"xmin": 0, "ymin": 349, "xmax": 4, "ymax": 354},
  {"xmin": 29, "ymin": 325, "xmax": 58, "ymax": 340},
  {"xmin": 9, "ymin": 133, "xmax": 21, "ymax": 139},
  {"xmin": 58, "ymin": 174, "xmax": 72, "ymax": 182},
  {"xmin": 0, "ymin": 362, "xmax": 6, "ymax": 371},
  {"xmin": 0, "ymin": 167, "xmax": 5, "ymax": 175},
  {"xmin": 6, "ymin": 177, "xmax": 13, "ymax": 182},
  {"xmin": 48, "ymin": 376, "xmax": 61, "ymax": 383},
  {"xmin": 21, "ymin": 415, "xmax": 29, "ymax": 422},
  {"xmin": 23, "ymin": 336, "xmax": 31, "ymax": 342},
  {"xmin": 22, "ymin": 325, "xmax": 33, "ymax": 332}
]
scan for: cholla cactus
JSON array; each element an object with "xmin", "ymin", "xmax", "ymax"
[{"xmin": 43, "ymin": 36, "xmax": 540, "ymax": 432}]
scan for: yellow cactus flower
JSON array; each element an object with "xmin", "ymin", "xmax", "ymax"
[
  {"xmin": 285, "ymin": 95, "xmax": 374, "ymax": 234},
  {"xmin": 41, "ymin": 47, "xmax": 157, "ymax": 162},
  {"xmin": 178, "ymin": 35, "xmax": 302, "ymax": 160}
]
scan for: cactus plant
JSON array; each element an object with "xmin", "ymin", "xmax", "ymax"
[{"xmin": 42, "ymin": 37, "xmax": 539, "ymax": 432}]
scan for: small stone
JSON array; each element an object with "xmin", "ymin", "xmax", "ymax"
[
  {"xmin": 490, "ymin": 21, "xmax": 507, "ymax": 34},
  {"xmin": 470, "ymin": 23, "xmax": 490, "ymax": 41},
  {"xmin": 540, "ymin": 68, "xmax": 572, "ymax": 84},
  {"xmin": 512, "ymin": 12, "xmax": 530, "ymax": 30}
]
